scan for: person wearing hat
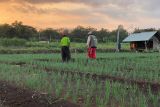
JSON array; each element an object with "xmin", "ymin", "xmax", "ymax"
[
  {"xmin": 60, "ymin": 29, "xmax": 71, "ymax": 62},
  {"xmin": 87, "ymin": 31, "xmax": 97, "ymax": 59}
]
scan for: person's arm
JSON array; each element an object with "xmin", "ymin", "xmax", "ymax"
[
  {"xmin": 68, "ymin": 38, "xmax": 70, "ymax": 46},
  {"xmin": 87, "ymin": 36, "xmax": 91, "ymax": 48},
  {"xmin": 60, "ymin": 38, "xmax": 63, "ymax": 47}
]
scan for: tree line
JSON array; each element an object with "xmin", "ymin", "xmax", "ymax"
[{"xmin": 0, "ymin": 21, "xmax": 158, "ymax": 43}]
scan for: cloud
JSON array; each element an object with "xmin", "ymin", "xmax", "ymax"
[
  {"xmin": 12, "ymin": 3, "xmax": 51, "ymax": 14},
  {"xmin": 0, "ymin": 0, "xmax": 10, "ymax": 3},
  {"xmin": 9, "ymin": 0, "xmax": 160, "ymax": 24},
  {"xmin": 1, "ymin": 0, "xmax": 135, "ymax": 7},
  {"xmin": 25, "ymin": 0, "xmax": 106, "ymax": 6},
  {"xmin": 1, "ymin": 0, "xmax": 160, "ymax": 30}
]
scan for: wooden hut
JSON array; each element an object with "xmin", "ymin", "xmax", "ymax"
[{"xmin": 123, "ymin": 31, "xmax": 160, "ymax": 51}]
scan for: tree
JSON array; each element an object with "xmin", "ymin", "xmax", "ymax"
[
  {"xmin": 133, "ymin": 28, "xmax": 156, "ymax": 33},
  {"xmin": 95, "ymin": 28, "xmax": 110, "ymax": 42},
  {"xmin": 0, "ymin": 24, "xmax": 13, "ymax": 38},
  {"xmin": 70, "ymin": 26, "xmax": 97, "ymax": 42},
  {"xmin": 40, "ymin": 28, "xmax": 60, "ymax": 42},
  {"xmin": 11, "ymin": 21, "xmax": 37, "ymax": 40},
  {"xmin": 0, "ymin": 21, "xmax": 129, "ymax": 42},
  {"xmin": 110, "ymin": 26, "xmax": 128, "ymax": 42}
]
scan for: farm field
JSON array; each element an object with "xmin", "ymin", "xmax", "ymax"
[
  {"xmin": 0, "ymin": 52, "xmax": 160, "ymax": 107},
  {"xmin": 0, "ymin": 41, "xmax": 130, "ymax": 54}
]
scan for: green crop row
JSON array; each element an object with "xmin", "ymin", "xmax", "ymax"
[
  {"xmin": 30, "ymin": 53, "xmax": 160, "ymax": 83},
  {"xmin": 0, "ymin": 53, "xmax": 160, "ymax": 107},
  {"xmin": 0, "ymin": 63, "xmax": 159, "ymax": 107},
  {"xmin": 0, "ymin": 53, "xmax": 160, "ymax": 83}
]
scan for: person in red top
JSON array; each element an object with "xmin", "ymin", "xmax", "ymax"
[{"xmin": 87, "ymin": 31, "xmax": 97, "ymax": 59}]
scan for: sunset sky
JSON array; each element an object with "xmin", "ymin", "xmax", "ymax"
[{"xmin": 0, "ymin": 0, "xmax": 160, "ymax": 30}]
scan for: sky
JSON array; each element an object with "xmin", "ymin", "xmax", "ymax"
[{"xmin": 0, "ymin": 0, "xmax": 160, "ymax": 30}]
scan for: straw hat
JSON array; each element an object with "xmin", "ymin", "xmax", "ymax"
[{"xmin": 88, "ymin": 31, "xmax": 93, "ymax": 35}]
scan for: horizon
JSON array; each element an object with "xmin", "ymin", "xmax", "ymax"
[{"xmin": 0, "ymin": 0, "xmax": 160, "ymax": 31}]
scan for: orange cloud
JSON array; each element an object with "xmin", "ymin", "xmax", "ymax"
[{"xmin": 0, "ymin": 0, "xmax": 160, "ymax": 31}]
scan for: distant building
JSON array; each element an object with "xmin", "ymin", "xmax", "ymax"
[{"xmin": 123, "ymin": 31, "xmax": 160, "ymax": 51}]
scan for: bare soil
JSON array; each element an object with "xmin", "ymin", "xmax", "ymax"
[{"xmin": 0, "ymin": 81, "xmax": 80, "ymax": 107}]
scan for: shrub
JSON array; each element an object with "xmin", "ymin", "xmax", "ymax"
[{"xmin": 0, "ymin": 38, "xmax": 27, "ymax": 47}]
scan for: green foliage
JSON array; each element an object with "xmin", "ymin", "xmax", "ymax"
[
  {"xmin": 0, "ymin": 21, "xmax": 37, "ymax": 40},
  {"xmin": 39, "ymin": 28, "xmax": 60, "ymax": 42},
  {"xmin": 1, "ymin": 21, "xmax": 160, "ymax": 44},
  {"xmin": 70, "ymin": 26, "xmax": 128, "ymax": 43},
  {"xmin": 0, "ymin": 38, "xmax": 27, "ymax": 47},
  {"xmin": 70, "ymin": 26, "xmax": 96, "ymax": 42},
  {"xmin": 0, "ymin": 21, "xmax": 129, "ymax": 42},
  {"xmin": 134, "ymin": 28, "xmax": 156, "ymax": 33},
  {"xmin": 105, "ymin": 81, "xmax": 110, "ymax": 104}
]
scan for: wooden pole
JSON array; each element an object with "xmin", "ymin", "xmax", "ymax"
[
  {"xmin": 145, "ymin": 41, "xmax": 148, "ymax": 51},
  {"xmin": 116, "ymin": 25, "xmax": 121, "ymax": 52}
]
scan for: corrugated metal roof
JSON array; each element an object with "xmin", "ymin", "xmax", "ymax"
[{"xmin": 123, "ymin": 31, "xmax": 157, "ymax": 42}]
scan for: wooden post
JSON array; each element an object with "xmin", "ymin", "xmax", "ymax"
[
  {"xmin": 116, "ymin": 29, "xmax": 120, "ymax": 52},
  {"xmin": 116, "ymin": 25, "xmax": 122, "ymax": 52},
  {"xmin": 39, "ymin": 31, "xmax": 40, "ymax": 41},
  {"xmin": 145, "ymin": 41, "xmax": 148, "ymax": 51}
]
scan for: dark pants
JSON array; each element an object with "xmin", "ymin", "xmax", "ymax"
[{"xmin": 61, "ymin": 46, "xmax": 71, "ymax": 62}]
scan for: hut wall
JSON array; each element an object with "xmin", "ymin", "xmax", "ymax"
[
  {"xmin": 153, "ymin": 36, "xmax": 160, "ymax": 50},
  {"xmin": 130, "ymin": 41, "xmax": 154, "ymax": 51}
]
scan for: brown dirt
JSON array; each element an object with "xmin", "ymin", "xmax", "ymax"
[
  {"xmin": 34, "ymin": 58, "xmax": 76, "ymax": 62},
  {"xmin": 0, "ymin": 81, "xmax": 80, "ymax": 107},
  {"xmin": 0, "ymin": 61, "xmax": 26, "ymax": 66}
]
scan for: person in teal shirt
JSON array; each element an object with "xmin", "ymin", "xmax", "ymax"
[{"xmin": 60, "ymin": 29, "xmax": 71, "ymax": 62}]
